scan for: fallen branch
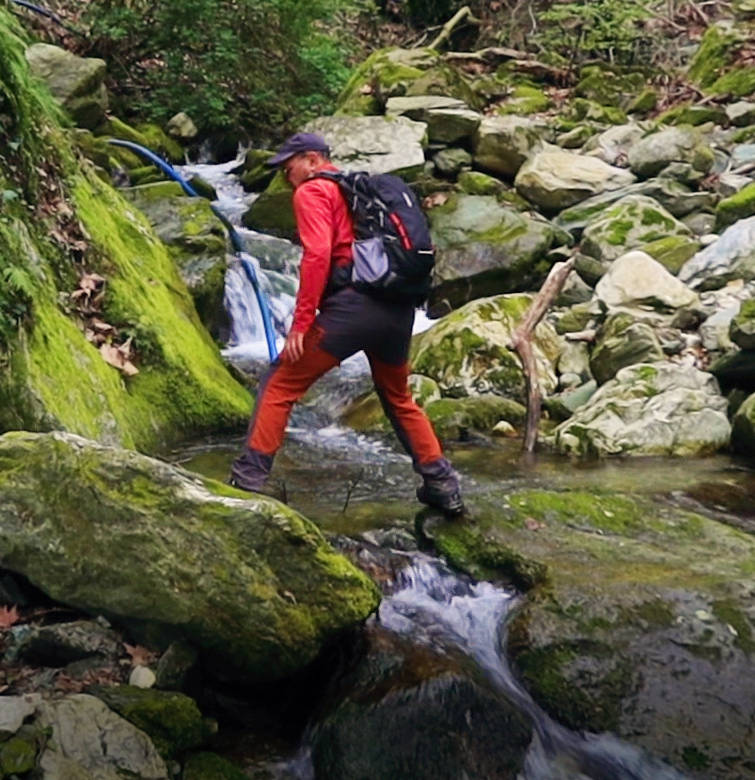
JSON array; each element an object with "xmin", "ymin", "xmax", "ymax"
[
  {"xmin": 428, "ymin": 5, "xmax": 481, "ymax": 51},
  {"xmin": 342, "ymin": 468, "xmax": 365, "ymax": 514},
  {"xmin": 509, "ymin": 259, "xmax": 575, "ymax": 453},
  {"xmin": 443, "ymin": 46, "xmax": 528, "ymax": 66}
]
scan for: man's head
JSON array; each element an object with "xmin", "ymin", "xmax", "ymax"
[{"xmin": 267, "ymin": 132, "xmax": 331, "ymax": 188}]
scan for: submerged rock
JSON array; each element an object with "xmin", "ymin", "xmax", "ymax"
[
  {"xmin": 549, "ymin": 361, "xmax": 730, "ymax": 456},
  {"xmin": 0, "ymin": 432, "xmax": 380, "ymax": 684}
]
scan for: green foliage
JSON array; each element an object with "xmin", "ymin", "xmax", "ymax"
[
  {"xmin": 533, "ymin": 0, "xmax": 653, "ymax": 69},
  {"xmin": 82, "ymin": 0, "xmax": 360, "ymax": 137}
]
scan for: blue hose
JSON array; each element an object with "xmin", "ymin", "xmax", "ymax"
[
  {"xmin": 108, "ymin": 138, "xmax": 279, "ymax": 362},
  {"xmin": 10, "ymin": 0, "xmax": 81, "ymax": 34}
]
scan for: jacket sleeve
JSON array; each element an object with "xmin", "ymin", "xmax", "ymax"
[{"xmin": 290, "ymin": 180, "xmax": 335, "ymax": 335}]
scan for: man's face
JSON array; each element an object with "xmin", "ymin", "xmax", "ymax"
[{"xmin": 282, "ymin": 152, "xmax": 319, "ymax": 188}]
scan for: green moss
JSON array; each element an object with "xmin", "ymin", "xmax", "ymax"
[
  {"xmin": 183, "ymin": 752, "xmax": 248, "ymax": 780},
  {"xmin": 688, "ymin": 25, "xmax": 737, "ymax": 88},
  {"xmin": 710, "ymin": 67, "xmax": 755, "ymax": 98},
  {"xmin": 605, "ymin": 218, "xmax": 634, "ymax": 245},
  {"xmin": 716, "ymin": 181, "xmax": 755, "ymax": 230},
  {"xmin": 711, "ymin": 599, "xmax": 754, "ymax": 653},
  {"xmin": 640, "ymin": 235, "xmax": 701, "ymax": 274},
  {"xmin": 682, "ymin": 745, "xmax": 712, "ymax": 770},
  {"xmin": 627, "ymin": 88, "xmax": 657, "ymax": 114},
  {"xmin": 498, "ymin": 85, "xmax": 551, "ymax": 116}
]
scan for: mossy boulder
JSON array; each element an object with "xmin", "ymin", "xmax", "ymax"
[
  {"xmin": 496, "ymin": 84, "xmax": 551, "ymax": 116},
  {"xmin": 119, "ymin": 182, "xmax": 230, "ymax": 340},
  {"xmin": 183, "ymin": 752, "xmax": 248, "ymax": 780},
  {"xmin": 715, "ymin": 181, "xmax": 755, "ymax": 230},
  {"xmin": 429, "ymin": 487, "xmax": 755, "ymax": 778},
  {"xmin": 98, "ymin": 116, "xmax": 183, "ymax": 165},
  {"xmin": 730, "ymin": 297, "xmax": 755, "ymax": 350},
  {"xmin": 91, "ymin": 686, "xmax": 210, "ymax": 759},
  {"xmin": 551, "ymin": 361, "xmax": 730, "ymax": 455},
  {"xmin": 657, "ymin": 102, "xmax": 729, "ymax": 127},
  {"xmin": 514, "ymin": 146, "xmax": 636, "ymax": 213},
  {"xmin": 239, "ymin": 148, "xmax": 276, "ymax": 192},
  {"xmin": 574, "ymin": 66, "xmax": 647, "ymax": 109},
  {"xmin": 581, "ymin": 195, "xmax": 692, "ymax": 264},
  {"xmin": 589, "ymin": 312, "xmax": 666, "ymax": 384},
  {"xmin": 241, "ymin": 170, "xmax": 296, "ymax": 238},
  {"xmin": 688, "ymin": 21, "xmax": 755, "ymax": 98},
  {"xmin": 456, "ymin": 171, "xmax": 504, "ymax": 196},
  {"xmin": 639, "ymin": 234, "xmax": 702, "ymax": 274},
  {"xmin": 411, "ymin": 294, "xmax": 561, "ymax": 401},
  {"xmin": 427, "ymin": 194, "xmax": 557, "ymax": 311},
  {"xmin": 24, "ymin": 43, "xmax": 108, "ymax": 130},
  {"xmin": 567, "ymin": 98, "xmax": 627, "ymax": 126},
  {"xmin": 472, "ymin": 115, "xmax": 547, "ymax": 177},
  {"xmin": 627, "ymin": 126, "xmax": 715, "ymax": 179},
  {"xmin": 731, "ymin": 391, "xmax": 755, "ymax": 454},
  {"xmin": 0, "ymin": 431, "xmax": 380, "ymax": 683},
  {"xmin": 424, "ymin": 395, "xmax": 527, "ymax": 439}
]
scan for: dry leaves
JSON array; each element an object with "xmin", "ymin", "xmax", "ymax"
[
  {"xmin": 70, "ymin": 272, "xmax": 106, "ymax": 314},
  {"xmin": 524, "ymin": 517, "xmax": 546, "ymax": 531},
  {"xmin": 100, "ymin": 339, "xmax": 138, "ymax": 377},
  {"xmin": 0, "ymin": 605, "xmax": 20, "ymax": 630},
  {"xmin": 422, "ymin": 192, "xmax": 450, "ymax": 209},
  {"xmin": 123, "ymin": 642, "xmax": 159, "ymax": 667}
]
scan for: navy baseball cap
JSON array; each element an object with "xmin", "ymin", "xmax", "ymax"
[{"xmin": 267, "ymin": 132, "xmax": 330, "ymax": 166}]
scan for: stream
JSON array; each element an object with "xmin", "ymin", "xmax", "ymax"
[{"xmin": 171, "ymin": 159, "xmax": 755, "ymax": 779}]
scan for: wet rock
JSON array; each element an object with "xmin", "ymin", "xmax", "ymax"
[
  {"xmin": 589, "ymin": 312, "xmax": 666, "ymax": 384},
  {"xmin": 456, "ymin": 170, "xmax": 504, "ymax": 195},
  {"xmin": 581, "ymin": 195, "xmax": 691, "ymax": 264},
  {"xmin": 678, "ymin": 216, "xmax": 755, "ymax": 289},
  {"xmin": 550, "ymin": 361, "xmax": 730, "ymax": 456},
  {"xmin": 425, "ymin": 395, "xmax": 528, "ymax": 439},
  {"xmin": 628, "ymin": 126, "xmax": 715, "ymax": 179},
  {"xmin": 155, "ymin": 642, "xmax": 199, "ymax": 691},
  {"xmin": 515, "ymin": 145, "xmax": 636, "ymax": 212},
  {"xmin": 129, "ymin": 666, "xmax": 157, "ymax": 689},
  {"xmin": 36, "ymin": 694, "xmax": 169, "ymax": 779},
  {"xmin": 25, "ymin": 44, "xmax": 107, "ymax": 130},
  {"xmin": 730, "ymin": 297, "xmax": 755, "ymax": 349},
  {"xmin": 427, "ymin": 194, "xmax": 557, "ymax": 310},
  {"xmin": 411, "ymin": 294, "xmax": 561, "ymax": 401},
  {"xmin": 0, "ymin": 432, "xmax": 380, "ymax": 685},
  {"xmin": 709, "ymin": 349, "xmax": 755, "ymax": 393},
  {"xmin": 473, "ymin": 115, "xmax": 547, "ymax": 177},
  {"xmin": 13, "ymin": 619, "xmax": 122, "ymax": 667},
  {"xmin": 166, "ymin": 112, "xmax": 198, "ymax": 141},
  {"xmin": 595, "ymin": 251, "xmax": 699, "ymax": 311},
  {"xmin": 310, "ymin": 625, "xmax": 532, "ymax": 780}
]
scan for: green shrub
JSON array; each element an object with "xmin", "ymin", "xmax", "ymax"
[{"xmin": 82, "ymin": 0, "xmax": 361, "ymax": 138}]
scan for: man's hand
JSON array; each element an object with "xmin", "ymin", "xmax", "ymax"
[{"xmin": 280, "ymin": 330, "xmax": 305, "ymax": 363}]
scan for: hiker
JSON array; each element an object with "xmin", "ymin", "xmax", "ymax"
[{"xmin": 229, "ymin": 132, "xmax": 464, "ymax": 514}]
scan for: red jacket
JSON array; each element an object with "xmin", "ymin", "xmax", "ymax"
[{"xmin": 290, "ymin": 164, "xmax": 354, "ymax": 335}]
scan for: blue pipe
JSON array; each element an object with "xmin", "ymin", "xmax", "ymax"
[
  {"xmin": 108, "ymin": 138, "xmax": 279, "ymax": 362},
  {"xmin": 10, "ymin": 0, "xmax": 81, "ymax": 34}
]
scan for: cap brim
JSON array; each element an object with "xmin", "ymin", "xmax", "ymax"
[{"xmin": 266, "ymin": 150, "xmax": 296, "ymax": 167}]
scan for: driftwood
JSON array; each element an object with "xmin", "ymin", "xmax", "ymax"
[
  {"xmin": 443, "ymin": 46, "xmax": 528, "ymax": 65},
  {"xmin": 428, "ymin": 5, "xmax": 481, "ymax": 51},
  {"xmin": 509, "ymin": 259, "xmax": 575, "ymax": 453}
]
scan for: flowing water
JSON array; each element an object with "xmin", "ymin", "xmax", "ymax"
[{"xmin": 173, "ymin": 161, "xmax": 754, "ymax": 779}]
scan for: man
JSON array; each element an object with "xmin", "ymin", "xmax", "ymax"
[{"xmin": 230, "ymin": 132, "xmax": 464, "ymax": 515}]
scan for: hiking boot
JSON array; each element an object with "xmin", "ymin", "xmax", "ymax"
[
  {"xmin": 416, "ymin": 482, "xmax": 465, "ymax": 516},
  {"xmin": 228, "ymin": 477, "xmax": 288, "ymax": 504}
]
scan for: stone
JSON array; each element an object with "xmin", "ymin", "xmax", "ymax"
[
  {"xmin": 700, "ymin": 304, "xmax": 740, "ymax": 352},
  {"xmin": 427, "ymin": 194, "xmax": 557, "ymax": 311},
  {"xmin": 567, "ymin": 97, "xmax": 627, "ymax": 125},
  {"xmin": 36, "ymin": 694, "xmax": 168, "ymax": 779},
  {"xmin": 628, "ymin": 126, "xmax": 715, "ymax": 179},
  {"xmin": 730, "ymin": 297, "xmax": 755, "ymax": 349},
  {"xmin": 726, "ymin": 101, "xmax": 755, "ymax": 126},
  {"xmin": 456, "ymin": 170, "xmax": 504, "ymax": 196},
  {"xmin": 709, "ymin": 349, "xmax": 755, "ymax": 393},
  {"xmin": 678, "ymin": 216, "xmax": 755, "ymax": 289},
  {"xmin": 25, "ymin": 44, "xmax": 107, "ymax": 129},
  {"xmin": 514, "ymin": 146, "xmax": 635, "ymax": 212},
  {"xmin": 425, "ymin": 395, "xmax": 528, "ymax": 439},
  {"xmin": 589, "ymin": 312, "xmax": 666, "ymax": 384},
  {"xmin": 497, "ymin": 84, "xmax": 551, "ymax": 115},
  {"xmin": 386, "ymin": 96, "xmax": 481, "ymax": 144},
  {"xmin": 411, "ymin": 294, "xmax": 561, "ymax": 401},
  {"xmin": 0, "ymin": 732, "xmax": 38, "ymax": 775},
  {"xmin": 472, "ymin": 115, "xmax": 547, "ymax": 177},
  {"xmin": 129, "ymin": 666, "xmax": 157, "ymax": 689},
  {"xmin": 556, "ymin": 124, "xmax": 597, "ymax": 149},
  {"xmin": 595, "ymin": 251, "xmax": 699, "ymax": 311},
  {"xmin": 155, "ymin": 642, "xmax": 199, "ymax": 691},
  {"xmin": 556, "ymin": 269, "xmax": 593, "ymax": 306},
  {"xmin": 550, "ymin": 361, "xmax": 731, "ymax": 456},
  {"xmin": 14, "ymin": 620, "xmax": 122, "ymax": 667},
  {"xmin": 305, "ymin": 115, "xmax": 428, "ymax": 176},
  {"xmin": 688, "ymin": 21, "xmax": 755, "ymax": 97},
  {"xmin": 408, "ymin": 374, "xmax": 441, "ymax": 406},
  {"xmin": 183, "ymin": 752, "xmax": 248, "ymax": 780},
  {"xmin": 716, "ymin": 181, "xmax": 755, "ymax": 230},
  {"xmin": 165, "ymin": 112, "xmax": 198, "ymax": 141},
  {"xmin": 433, "ymin": 147, "xmax": 472, "ymax": 177},
  {"xmin": 582, "ymin": 123, "xmax": 645, "ymax": 166},
  {"xmin": 683, "ymin": 212, "xmax": 716, "ymax": 236},
  {"xmin": 241, "ymin": 170, "xmax": 296, "ymax": 238},
  {"xmin": 731, "ymin": 392, "xmax": 755, "ymax": 454},
  {"xmin": 0, "ymin": 695, "xmax": 40, "ymax": 739},
  {"xmin": 640, "ymin": 234, "xmax": 701, "ymax": 275},
  {"xmin": 580, "ymin": 195, "xmax": 691, "ymax": 264},
  {"xmin": 0, "ymin": 432, "xmax": 380, "ymax": 684}
]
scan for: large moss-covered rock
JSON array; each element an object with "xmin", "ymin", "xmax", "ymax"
[
  {"xmin": 514, "ymin": 146, "xmax": 635, "ymax": 212},
  {"xmin": 472, "ymin": 116, "xmax": 547, "ymax": 177},
  {"xmin": 241, "ymin": 170, "xmax": 295, "ymax": 238},
  {"xmin": 424, "ymin": 395, "xmax": 528, "ymax": 439},
  {"xmin": 688, "ymin": 21, "xmax": 755, "ymax": 98},
  {"xmin": 589, "ymin": 312, "xmax": 666, "ymax": 384},
  {"xmin": 550, "ymin": 362, "xmax": 730, "ymax": 456},
  {"xmin": 715, "ymin": 180, "xmax": 755, "ymax": 229},
  {"xmin": 119, "ymin": 182, "xmax": 229, "ymax": 340},
  {"xmin": 627, "ymin": 126, "xmax": 715, "ymax": 179},
  {"xmin": 580, "ymin": 195, "xmax": 691, "ymax": 263},
  {"xmin": 0, "ymin": 431, "xmax": 380, "ymax": 683},
  {"xmin": 429, "ymin": 488, "xmax": 755, "ymax": 778},
  {"xmin": 410, "ymin": 294, "xmax": 561, "ymax": 401},
  {"xmin": 730, "ymin": 296, "xmax": 755, "ymax": 349},
  {"xmin": 25, "ymin": 43, "xmax": 107, "ymax": 130},
  {"xmin": 678, "ymin": 216, "xmax": 755, "ymax": 289},
  {"xmin": 731, "ymin": 392, "xmax": 755, "ymax": 454},
  {"xmin": 427, "ymin": 194, "xmax": 557, "ymax": 311},
  {"xmin": 575, "ymin": 66, "xmax": 647, "ymax": 109},
  {"xmin": 595, "ymin": 251, "xmax": 698, "ymax": 311}
]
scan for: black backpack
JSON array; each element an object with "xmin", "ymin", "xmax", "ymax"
[{"xmin": 315, "ymin": 170, "xmax": 435, "ymax": 304}]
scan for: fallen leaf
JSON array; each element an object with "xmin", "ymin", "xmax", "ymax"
[
  {"xmin": 0, "ymin": 605, "xmax": 20, "ymax": 629},
  {"xmin": 124, "ymin": 643, "xmax": 158, "ymax": 666},
  {"xmin": 524, "ymin": 517, "xmax": 545, "ymax": 531},
  {"xmin": 100, "ymin": 343, "xmax": 139, "ymax": 376},
  {"xmin": 422, "ymin": 192, "xmax": 449, "ymax": 209}
]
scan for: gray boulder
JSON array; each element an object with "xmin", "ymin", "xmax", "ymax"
[
  {"xmin": 427, "ymin": 194, "xmax": 557, "ymax": 311},
  {"xmin": 678, "ymin": 216, "xmax": 755, "ymax": 289},
  {"xmin": 583, "ymin": 123, "xmax": 646, "ymax": 166},
  {"xmin": 0, "ymin": 431, "xmax": 380, "ymax": 684},
  {"xmin": 726, "ymin": 100, "xmax": 755, "ymax": 126},
  {"xmin": 165, "ymin": 112, "xmax": 198, "ymax": 141},
  {"xmin": 628, "ymin": 126, "xmax": 715, "ymax": 179},
  {"xmin": 386, "ymin": 96, "xmax": 481, "ymax": 144},
  {"xmin": 589, "ymin": 312, "xmax": 666, "ymax": 384},
  {"xmin": 730, "ymin": 297, "xmax": 755, "ymax": 349},
  {"xmin": 25, "ymin": 43, "xmax": 108, "ymax": 129},
  {"xmin": 550, "ymin": 361, "xmax": 730, "ymax": 456},
  {"xmin": 473, "ymin": 116, "xmax": 547, "ymax": 177},
  {"xmin": 595, "ymin": 251, "xmax": 699, "ymax": 311},
  {"xmin": 515, "ymin": 146, "xmax": 636, "ymax": 212}
]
